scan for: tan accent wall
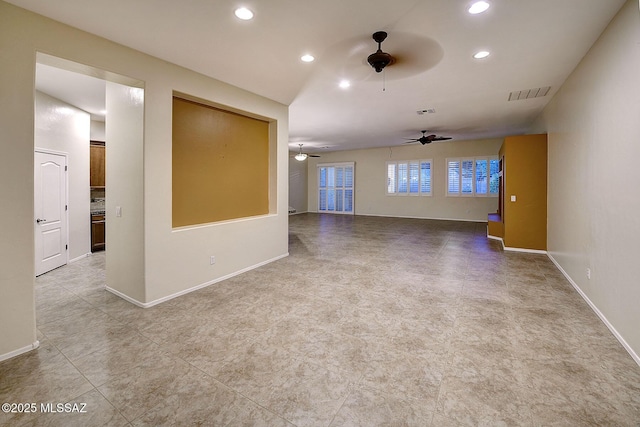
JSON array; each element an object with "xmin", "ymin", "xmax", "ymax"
[
  {"xmin": 172, "ymin": 97, "xmax": 270, "ymax": 227},
  {"xmin": 500, "ymin": 134, "xmax": 547, "ymax": 250},
  {"xmin": 487, "ymin": 213, "xmax": 503, "ymax": 239}
]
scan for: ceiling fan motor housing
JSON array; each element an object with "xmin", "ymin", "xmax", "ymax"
[{"xmin": 368, "ymin": 31, "xmax": 395, "ymax": 73}]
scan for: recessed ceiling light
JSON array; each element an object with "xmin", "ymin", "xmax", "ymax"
[
  {"xmin": 301, "ymin": 54, "xmax": 315, "ymax": 63},
  {"xmin": 339, "ymin": 80, "xmax": 351, "ymax": 89},
  {"xmin": 234, "ymin": 7, "xmax": 254, "ymax": 20},
  {"xmin": 468, "ymin": 1, "xmax": 490, "ymax": 14},
  {"xmin": 473, "ymin": 50, "xmax": 491, "ymax": 59}
]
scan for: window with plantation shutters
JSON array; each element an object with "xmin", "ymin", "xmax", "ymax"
[
  {"xmin": 387, "ymin": 163, "xmax": 396, "ymax": 194},
  {"xmin": 386, "ymin": 159, "xmax": 432, "ymax": 196},
  {"xmin": 489, "ymin": 159, "xmax": 500, "ymax": 194},
  {"xmin": 398, "ymin": 163, "xmax": 408, "ymax": 193},
  {"xmin": 420, "ymin": 161, "xmax": 431, "ymax": 194},
  {"xmin": 447, "ymin": 157, "xmax": 499, "ymax": 197},
  {"xmin": 447, "ymin": 160, "xmax": 460, "ymax": 194},
  {"xmin": 318, "ymin": 163, "xmax": 354, "ymax": 214},
  {"xmin": 409, "ymin": 162, "xmax": 420, "ymax": 193},
  {"xmin": 476, "ymin": 159, "xmax": 488, "ymax": 194},
  {"xmin": 461, "ymin": 159, "xmax": 474, "ymax": 194}
]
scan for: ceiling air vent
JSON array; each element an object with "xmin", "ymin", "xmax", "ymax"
[
  {"xmin": 508, "ymin": 86, "xmax": 551, "ymax": 101},
  {"xmin": 416, "ymin": 108, "xmax": 436, "ymax": 115}
]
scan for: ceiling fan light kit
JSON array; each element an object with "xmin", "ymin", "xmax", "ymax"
[
  {"xmin": 294, "ymin": 143, "xmax": 320, "ymax": 161},
  {"xmin": 367, "ymin": 31, "xmax": 396, "ymax": 73}
]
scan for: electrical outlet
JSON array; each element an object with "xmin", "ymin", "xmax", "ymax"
[
  {"xmin": 586, "ymin": 268, "xmax": 591, "ymax": 279},
  {"xmin": 210, "ymin": 256, "xmax": 216, "ymax": 265}
]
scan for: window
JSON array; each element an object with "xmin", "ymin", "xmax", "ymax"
[
  {"xmin": 447, "ymin": 157, "xmax": 499, "ymax": 197},
  {"xmin": 387, "ymin": 163, "xmax": 396, "ymax": 194},
  {"xmin": 318, "ymin": 163, "xmax": 354, "ymax": 214},
  {"xmin": 387, "ymin": 160, "xmax": 432, "ymax": 196}
]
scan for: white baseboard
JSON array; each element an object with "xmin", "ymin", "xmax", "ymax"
[
  {"xmin": 106, "ymin": 253, "xmax": 290, "ymax": 309},
  {"xmin": 0, "ymin": 340, "xmax": 39, "ymax": 362},
  {"xmin": 105, "ymin": 286, "xmax": 146, "ymax": 308},
  {"xmin": 547, "ymin": 253, "xmax": 640, "ymax": 367},
  {"xmin": 503, "ymin": 246, "xmax": 547, "ymax": 254},
  {"xmin": 69, "ymin": 253, "xmax": 91, "ymax": 263},
  {"xmin": 486, "ymin": 235, "xmax": 547, "ymax": 254},
  {"xmin": 355, "ymin": 212, "xmax": 488, "ymax": 223}
]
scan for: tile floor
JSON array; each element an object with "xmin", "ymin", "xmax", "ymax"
[{"xmin": 1, "ymin": 213, "xmax": 639, "ymax": 426}]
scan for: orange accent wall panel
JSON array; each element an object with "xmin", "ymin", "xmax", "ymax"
[
  {"xmin": 487, "ymin": 213, "xmax": 504, "ymax": 239},
  {"xmin": 172, "ymin": 97, "xmax": 270, "ymax": 227},
  {"xmin": 501, "ymin": 134, "xmax": 547, "ymax": 250}
]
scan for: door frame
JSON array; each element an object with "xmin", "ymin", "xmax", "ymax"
[{"xmin": 34, "ymin": 148, "xmax": 69, "ymax": 276}]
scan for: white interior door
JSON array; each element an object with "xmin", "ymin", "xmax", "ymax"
[{"xmin": 35, "ymin": 150, "xmax": 68, "ymax": 276}]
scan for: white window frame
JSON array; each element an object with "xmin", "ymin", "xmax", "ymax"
[
  {"xmin": 386, "ymin": 159, "xmax": 432, "ymax": 196},
  {"xmin": 447, "ymin": 156, "xmax": 499, "ymax": 197},
  {"xmin": 318, "ymin": 162, "xmax": 355, "ymax": 215}
]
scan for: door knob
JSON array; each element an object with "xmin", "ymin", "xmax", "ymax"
[{"xmin": 36, "ymin": 218, "xmax": 46, "ymax": 223}]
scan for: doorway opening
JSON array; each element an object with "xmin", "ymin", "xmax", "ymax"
[{"xmin": 34, "ymin": 52, "xmax": 145, "ymax": 294}]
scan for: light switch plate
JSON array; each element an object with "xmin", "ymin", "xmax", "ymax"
[
  {"xmin": 116, "ymin": 206, "xmax": 122, "ymax": 217},
  {"xmin": 510, "ymin": 195, "xmax": 516, "ymax": 202}
]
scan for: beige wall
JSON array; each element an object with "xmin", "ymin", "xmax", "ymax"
[
  {"xmin": 104, "ymin": 81, "xmax": 146, "ymax": 302},
  {"xmin": 307, "ymin": 138, "xmax": 502, "ymax": 221},
  {"xmin": 289, "ymin": 156, "xmax": 308, "ymax": 213},
  {"xmin": 91, "ymin": 120, "xmax": 106, "ymax": 142},
  {"xmin": 0, "ymin": 1, "xmax": 288, "ymax": 359},
  {"xmin": 532, "ymin": 0, "xmax": 640, "ymax": 361}
]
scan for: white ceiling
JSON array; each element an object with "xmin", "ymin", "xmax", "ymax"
[
  {"xmin": 19, "ymin": 0, "xmax": 625, "ymax": 152},
  {"xmin": 36, "ymin": 63, "xmax": 106, "ymax": 122}
]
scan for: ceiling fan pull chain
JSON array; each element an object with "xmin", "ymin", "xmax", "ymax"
[{"xmin": 383, "ymin": 69, "xmax": 386, "ymax": 92}]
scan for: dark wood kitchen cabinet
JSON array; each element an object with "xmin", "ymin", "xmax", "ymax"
[
  {"xmin": 91, "ymin": 213, "xmax": 105, "ymax": 252},
  {"xmin": 90, "ymin": 141, "xmax": 105, "ymax": 188}
]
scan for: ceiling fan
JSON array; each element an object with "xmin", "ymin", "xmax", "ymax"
[
  {"xmin": 294, "ymin": 144, "xmax": 321, "ymax": 161},
  {"xmin": 404, "ymin": 130, "xmax": 452, "ymax": 145},
  {"xmin": 367, "ymin": 31, "xmax": 396, "ymax": 73}
]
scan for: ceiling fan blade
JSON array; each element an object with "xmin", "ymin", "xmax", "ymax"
[
  {"xmin": 432, "ymin": 136, "xmax": 452, "ymax": 141},
  {"xmin": 308, "ymin": 154, "xmax": 321, "ymax": 157}
]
